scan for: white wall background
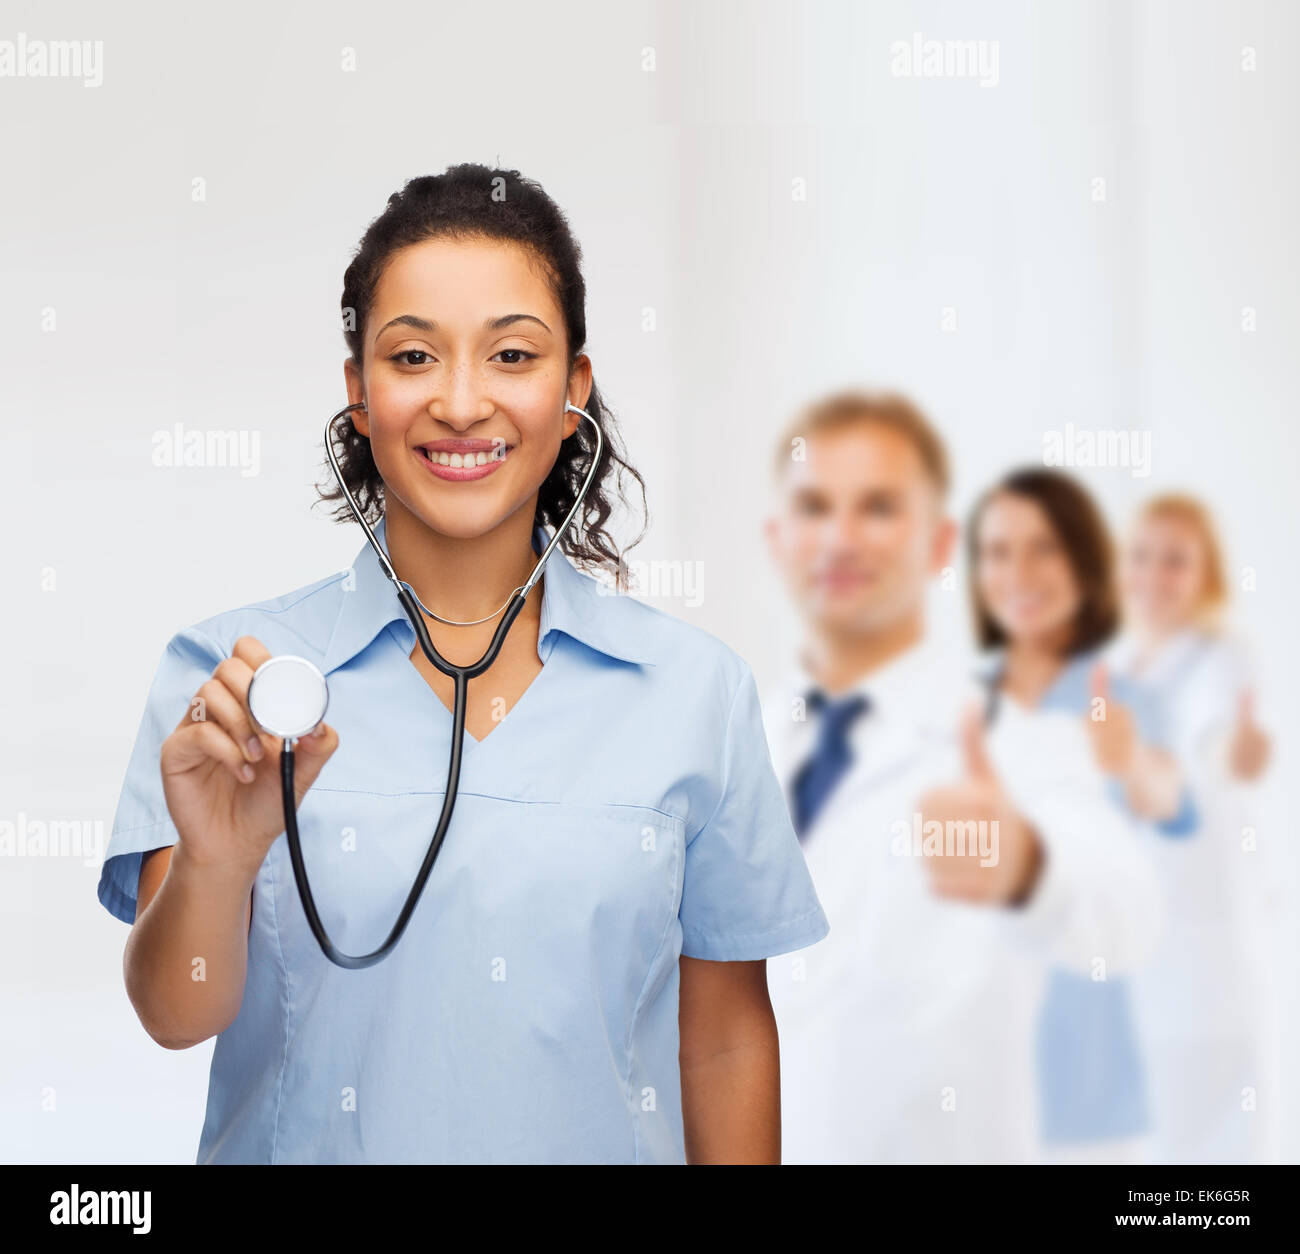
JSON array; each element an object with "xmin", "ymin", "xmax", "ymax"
[{"xmin": 2, "ymin": 0, "xmax": 1296, "ymax": 1162}]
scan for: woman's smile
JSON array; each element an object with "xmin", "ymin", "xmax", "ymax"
[{"xmin": 415, "ymin": 437, "xmax": 512, "ymax": 481}]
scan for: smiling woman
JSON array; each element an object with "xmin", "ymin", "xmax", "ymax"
[
  {"xmin": 97, "ymin": 162, "xmax": 829, "ymax": 1166},
  {"xmin": 321, "ymin": 166, "xmax": 642, "ymax": 585}
]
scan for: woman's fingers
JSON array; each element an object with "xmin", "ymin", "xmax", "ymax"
[
  {"xmin": 168, "ymin": 636, "xmax": 280, "ymax": 776},
  {"xmin": 164, "ymin": 717, "xmax": 258, "ymax": 785},
  {"xmin": 231, "ymin": 635, "xmax": 273, "ymax": 678},
  {"xmin": 195, "ymin": 675, "xmax": 264, "ymax": 765}
]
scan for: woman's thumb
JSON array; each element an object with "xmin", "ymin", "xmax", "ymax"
[
  {"xmin": 290, "ymin": 723, "xmax": 339, "ymax": 790},
  {"xmin": 960, "ymin": 703, "xmax": 995, "ymax": 783},
  {"xmin": 1090, "ymin": 660, "xmax": 1110, "ymax": 705}
]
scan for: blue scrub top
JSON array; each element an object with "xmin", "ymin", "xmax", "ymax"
[
  {"xmin": 1032, "ymin": 650, "xmax": 1197, "ymax": 1145},
  {"xmin": 99, "ymin": 518, "xmax": 829, "ymax": 1164}
]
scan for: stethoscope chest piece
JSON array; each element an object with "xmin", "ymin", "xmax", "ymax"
[{"xmin": 248, "ymin": 655, "xmax": 329, "ymax": 742}]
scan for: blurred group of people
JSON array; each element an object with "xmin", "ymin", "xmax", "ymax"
[{"xmin": 758, "ymin": 389, "xmax": 1278, "ymax": 1164}]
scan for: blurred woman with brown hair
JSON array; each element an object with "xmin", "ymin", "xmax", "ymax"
[{"xmin": 967, "ymin": 468, "xmax": 1196, "ymax": 1164}]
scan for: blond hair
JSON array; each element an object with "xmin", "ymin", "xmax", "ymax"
[{"xmin": 1134, "ymin": 493, "xmax": 1230, "ymax": 627}]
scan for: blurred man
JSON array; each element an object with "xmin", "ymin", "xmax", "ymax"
[{"xmin": 761, "ymin": 390, "xmax": 1163, "ymax": 1163}]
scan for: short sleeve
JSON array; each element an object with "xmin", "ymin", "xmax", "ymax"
[
  {"xmin": 97, "ymin": 625, "xmax": 226, "ymax": 924},
  {"xmin": 678, "ymin": 662, "xmax": 830, "ymax": 961}
]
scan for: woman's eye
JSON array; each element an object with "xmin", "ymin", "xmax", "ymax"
[{"xmin": 389, "ymin": 348, "xmax": 536, "ymax": 367}]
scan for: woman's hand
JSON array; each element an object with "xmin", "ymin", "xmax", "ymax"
[
  {"xmin": 1227, "ymin": 689, "xmax": 1271, "ymax": 782},
  {"xmin": 1083, "ymin": 662, "xmax": 1139, "ymax": 777},
  {"xmin": 1084, "ymin": 662, "xmax": 1187, "ymax": 822},
  {"xmin": 160, "ymin": 635, "xmax": 339, "ymax": 875}
]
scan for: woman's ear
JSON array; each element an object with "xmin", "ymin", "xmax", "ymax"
[
  {"xmin": 564, "ymin": 355, "xmax": 594, "ymax": 435},
  {"xmin": 343, "ymin": 359, "xmax": 369, "ymax": 437}
]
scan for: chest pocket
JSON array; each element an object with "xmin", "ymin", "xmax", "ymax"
[{"xmin": 255, "ymin": 789, "xmax": 687, "ymax": 1039}]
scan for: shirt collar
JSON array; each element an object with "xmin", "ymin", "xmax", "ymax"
[
  {"xmin": 321, "ymin": 517, "xmax": 657, "ymax": 674},
  {"xmin": 775, "ymin": 636, "xmax": 966, "ymax": 735},
  {"xmin": 786, "ymin": 638, "xmax": 933, "ymax": 712}
]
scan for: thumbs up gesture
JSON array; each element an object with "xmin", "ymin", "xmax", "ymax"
[
  {"xmin": 914, "ymin": 705, "xmax": 1044, "ymax": 906},
  {"xmin": 1084, "ymin": 660, "xmax": 1191, "ymax": 820},
  {"xmin": 1083, "ymin": 662, "xmax": 1139, "ymax": 777},
  {"xmin": 1228, "ymin": 689, "xmax": 1271, "ymax": 782}
]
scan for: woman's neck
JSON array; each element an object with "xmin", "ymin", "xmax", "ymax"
[
  {"xmin": 1126, "ymin": 619, "xmax": 1190, "ymax": 673},
  {"xmin": 1000, "ymin": 634, "xmax": 1070, "ymax": 706},
  {"xmin": 383, "ymin": 498, "xmax": 541, "ymax": 624}
]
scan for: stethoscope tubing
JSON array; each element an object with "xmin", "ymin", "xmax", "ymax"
[{"xmin": 280, "ymin": 399, "xmax": 602, "ymax": 969}]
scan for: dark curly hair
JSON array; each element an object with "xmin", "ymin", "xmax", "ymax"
[{"xmin": 316, "ymin": 163, "xmax": 647, "ymax": 584}]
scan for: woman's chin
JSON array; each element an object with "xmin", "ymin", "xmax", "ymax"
[
  {"xmin": 1138, "ymin": 609, "xmax": 1193, "ymax": 637},
  {"xmin": 1000, "ymin": 615, "xmax": 1069, "ymax": 646},
  {"xmin": 401, "ymin": 489, "xmax": 532, "ymax": 544},
  {"xmin": 420, "ymin": 509, "xmax": 508, "ymax": 542}
]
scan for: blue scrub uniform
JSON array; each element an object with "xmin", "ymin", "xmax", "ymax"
[
  {"xmin": 1033, "ymin": 651, "xmax": 1197, "ymax": 1146},
  {"xmin": 99, "ymin": 519, "xmax": 829, "ymax": 1164}
]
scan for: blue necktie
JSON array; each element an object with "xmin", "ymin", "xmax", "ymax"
[{"xmin": 792, "ymin": 689, "xmax": 870, "ymax": 840}]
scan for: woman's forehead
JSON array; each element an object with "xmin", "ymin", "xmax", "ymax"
[{"xmin": 375, "ymin": 236, "xmax": 555, "ymax": 310}]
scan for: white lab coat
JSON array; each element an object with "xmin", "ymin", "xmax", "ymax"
[
  {"xmin": 763, "ymin": 639, "xmax": 1163, "ymax": 1164},
  {"xmin": 1108, "ymin": 628, "xmax": 1281, "ymax": 1163}
]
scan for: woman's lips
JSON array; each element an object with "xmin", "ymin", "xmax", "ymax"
[
  {"xmin": 817, "ymin": 570, "xmax": 873, "ymax": 591},
  {"xmin": 415, "ymin": 444, "xmax": 509, "ymax": 482},
  {"xmin": 1000, "ymin": 593, "xmax": 1050, "ymax": 617}
]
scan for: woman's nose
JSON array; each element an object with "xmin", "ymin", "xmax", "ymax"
[{"xmin": 427, "ymin": 367, "xmax": 494, "ymax": 429}]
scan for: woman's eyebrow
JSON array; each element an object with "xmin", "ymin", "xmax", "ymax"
[{"xmin": 375, "ymin": 313, "xmax": 553, "ymax": 337}]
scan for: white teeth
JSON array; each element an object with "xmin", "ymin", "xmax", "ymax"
[{"xmin": 425, "ymin": 447, "xmax": 506, "ymax": 467}]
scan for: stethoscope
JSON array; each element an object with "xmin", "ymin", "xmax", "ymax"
[{"xmin": 244, "ymin": 398, "xmax": 604, "ymax": 969}]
